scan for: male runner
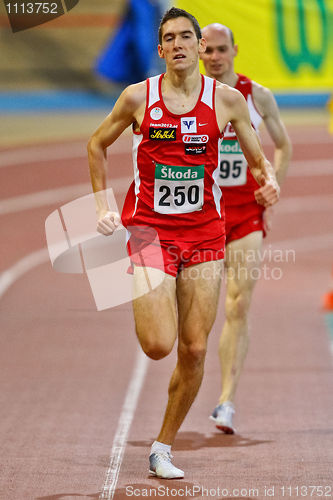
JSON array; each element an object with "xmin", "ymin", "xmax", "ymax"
[
  {"xmin": 88, "ymin": 8, "xmax": 280, "ymax": 478},
  {"xmin": 201, "ymin": 23, "xmax": 292, "ymax": 433}
]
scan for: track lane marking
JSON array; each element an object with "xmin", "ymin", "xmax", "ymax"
[
  {"xmin": 0, "ymin": 248, "xmax": 49, "ymax": 299},
  {"xmin": 0, "ymin": 137, "xmax": 131, "ymax": 167},
  {"xmin": 99, "ymin": 349, "xmax": 149, "ymax": 500},
  {"xmin": 0, "ymin": 178, "xmax": 132, "ymax": 214},
  {"xmin": 1, "ymin": 188, "xmax": 332, "ymax": 216},
  {"xmin": 0, "ymin": 139, "xmax": 331, "ymax": 168},
  {"xmin": 1, "ymin": 232, "xmax": 332, "ymax": 497}
]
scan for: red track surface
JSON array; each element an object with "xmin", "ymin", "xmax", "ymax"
[{"xmin": 0, "ymin": 119, "xmax": 332, "ymax": 500}]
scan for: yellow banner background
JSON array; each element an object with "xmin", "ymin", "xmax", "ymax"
[{"xmin": 175, "ymin": 0, "xmax": 333, "ymax": 91}]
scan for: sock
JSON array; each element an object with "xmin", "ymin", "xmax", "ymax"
[{"xmin": 150, "ymin": 440, "xmax": 171, "ymax": 455}]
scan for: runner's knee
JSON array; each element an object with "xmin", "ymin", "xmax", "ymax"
[
  {"xmin": 139, "ymin": 337, "xmax": 173, "ymax": 360},
  {"xmin": 178, "ymin": 340, "xmax": 207, "ymax": 366},
  {"xmin": 225, "ymin": 290, "xmax": 251, "ymax": 321}
]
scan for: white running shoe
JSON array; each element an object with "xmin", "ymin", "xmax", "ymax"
[
  {"xmin": 149, "ymin": 451, "xmax": 184, "ymax": 479},
  {"xmin": 209, "ymin": 401, "xmax": 236, "ymax": 434}
]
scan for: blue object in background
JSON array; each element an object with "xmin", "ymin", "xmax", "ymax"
[{"xmin": 95, "ymin": 0, "xmax": 163, "ymax": 84}]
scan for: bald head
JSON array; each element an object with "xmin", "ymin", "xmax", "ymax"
[
  {"xmin": 200, "ymin": 22, "xmax": 238, "ymax": 83},
  {"xmin": 202, "ymin": 23, "xmax": 234, "ymax": 46}
]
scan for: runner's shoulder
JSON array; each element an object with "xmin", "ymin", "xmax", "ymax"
[
  {"xmin": 120, "ymin": 81, "xmax": 147, "ymax": 111},
  {"xmin": 215, "ymin": 82, "xmax": 246, "ymax": 109},
  {"xmin": 251, "ymin": 80, "xmax": 276, "ymax": 115}
]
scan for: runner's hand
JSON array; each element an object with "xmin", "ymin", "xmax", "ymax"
[
  {"xmin": 254, "ymin": 176, "xmax": 280, "ymax": 207},
  {"xmin": 97, "ymin": 211, "xmax": 121, "ymax": 235}
]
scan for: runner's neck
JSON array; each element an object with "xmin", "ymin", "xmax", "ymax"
[
  {"xmin": 160, "ymin": 72, "xmax": 203, "ymax": 115},
  {"xmin": 217, "ymin": 71, "xmax": 239, "ymax": 88},
  {"xmin": 162, "ymin": 69, "xmax": 202, "ymax": 97}
]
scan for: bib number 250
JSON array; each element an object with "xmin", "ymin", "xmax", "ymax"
[
  {"xmin": 154, "ymin": 163, "xmax": 204, "ymax": 214},
  {"xmin": 159, "ymin": 185, "xmax": 200, "ymax": 207}
]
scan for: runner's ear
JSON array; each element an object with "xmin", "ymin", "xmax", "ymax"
[
  {"xmin": 199, "ymin": 38, "xmax": 207, "ymax": 55},
  {"xmin": 158, "ymin": 44, "xmax": 164, "ymax": 59}
]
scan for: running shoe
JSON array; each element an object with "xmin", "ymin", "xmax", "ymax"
[
  {"xmin": 209, "ymin": 401, "xmax": 236, "ymax": 434},
  {"xmin": 149, "ymin": 451, "xmax": 184, "ymax": 479}
]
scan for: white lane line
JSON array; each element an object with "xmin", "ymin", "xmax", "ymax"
[
  {"xmin": 0, "ymin": 248, "xmax": 49, "ymax": 299},
  {"xmin": 1, "ymin": 184, "xmax": 332, "ymax": 216},
  {"xmin": 0, "ymin": 135, "xmax": 331, "ymax": 168},
  {"xmin": 260, "ymin": 134, "xmax": 333, "ymax": 146},
  {"xmin": 278, "ymin": 194, "xmax": 333, "ymax": 213},
  {"xmin": 1, "ymin": 232, "xmax": 332, "ymax": 499},
  {"xmin": 2, "ymin": 234, "xmax": 332, "ymax": 301},
  {"xmin": 0, "ymin": 247, "xmax": 149, "ymax": 500},
  {"xmin": 0, "ymin": 136, "xmax": 131, "ymax": 168},
  {"xmin": 288, "ymin": 159, "xmax": 333, "ymax": 177},
  {"xmin": 0, "ymin": 158, "xmax": 331, "ymax": 216},
  {"xmin": 99, "ymin": 349, "xmax": 149, "ymax": 500},
  {"xmin": 0, "ymin": 177, "xmax": 132, "ymax": 215},
  {"xmin": 266, "ymin": 233, "xmax": 333, "ymax": 252},
  {"xmin": 0, "ymin": 143, "xmax": 86, "ymax": 167}
]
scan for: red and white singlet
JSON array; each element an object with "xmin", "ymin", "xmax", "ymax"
[
  {"xmin": 121, "ymin": 73, "xmax": 225, "ymax": 241},
  {"xmin": 218, "ymin": 73, "xmax": 263, "ymax": 206}
]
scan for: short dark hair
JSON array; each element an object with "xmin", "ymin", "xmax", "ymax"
[{"xmin": 158, "ymin": 7, "xmax": 202, "ymax": 45}]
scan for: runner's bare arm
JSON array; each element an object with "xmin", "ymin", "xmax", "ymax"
[
  {"xmin": 216, "ymin": 85, "xmax": 280, "ymax": 207},
  {"xmin": 253, "ymin": 83, "xmax": 292, "ymax": 186},
  {"xmin": 87, "ymin": 82, "xmax": 145, "ymax": 234}
]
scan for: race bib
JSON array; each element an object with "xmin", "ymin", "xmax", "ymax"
[
  {"xmin": 154, "ymin": 163, "xmax": 204, "ymax": 214},
  {"xmin": 218, "ymin": 139, "xmax": 248, "ymax": 186}
]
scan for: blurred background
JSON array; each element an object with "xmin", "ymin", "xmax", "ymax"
[
  {"xmin": 0, "ymin": 2, "xmax": 332, "ymax": 498},
  {"xmin": 0, "ymin": 0, "xmax": 332, "ymax": 352},
  {"xmin": 0, "ymin": 0, "xmax": 332, "ymax": 146}
]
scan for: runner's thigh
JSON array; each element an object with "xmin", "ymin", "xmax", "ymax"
[
  {"xmin": 176, "ymin": 260, "xmax": 224, "ymax": 342},
  {"xmin": 132, "ymin": 265, "xmax": 178, "ymax": 346}
]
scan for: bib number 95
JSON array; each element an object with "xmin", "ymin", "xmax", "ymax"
[{"xmin": 218, "ymin": 159, "xmax": 247, "ymax": 186}]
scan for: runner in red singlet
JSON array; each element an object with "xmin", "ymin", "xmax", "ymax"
[
  {"xmin": 88, "ymin": 8, "xmax": 280, "ymax": 478},
  {"xmin": 201, "ymin": 23, "xmax": 292, "ymax": 434}
]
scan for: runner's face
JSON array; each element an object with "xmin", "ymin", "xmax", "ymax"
[
  {"xmin": 200, "ymin": 28, "xmax": 237, "ymax": 80},
  {"xmin": 158, "ymin": 17, "xmax": 205, "ymax": 71}
]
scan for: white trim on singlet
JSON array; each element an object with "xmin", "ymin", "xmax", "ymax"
[
  {"xmin": 148, "ymin": 74, "xmax": 161, "ymax": 108},
  {"xmin": 212, "ymin": 137, "xmax": 222, "ymax": 217},
  {"xmin": 201, "ymin": 76, "xmax": 214, "ymax": 109},
  {"xmin": 132, "ymin": 133, "xmax": 143, "ymax": 216},
  {"xmin": 247, "ymin": 94, "xmax": 262, "ymax": 130}
]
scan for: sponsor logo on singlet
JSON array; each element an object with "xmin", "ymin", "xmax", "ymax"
[
  {"xmin": 185, "ymin": 145, "xmax": 207, "ymax": 155},
  {"xmin": 150, "ymin": 107, "xmax": 163, "ymax": 120},
  {"xmin": 159, "ymin": 166, "xmax": 200, "ymax": 180},
  {"xmin": 182, "ymin": 135, "xmax": 208, "ymax": 144},
  {"xmin": 181, "ymin": 117, "xmax": 197, "ymax": 134},
  {"xmin": 149, "ymin": 127, "xmax": 177, "ymax": 141},
  {"xmin": 149, "ymin": 123, "xmax": 178, "ymax": 128},
  {"xmin": 220, "ymin": 140, "xmax": 243, "ymax": 154}
]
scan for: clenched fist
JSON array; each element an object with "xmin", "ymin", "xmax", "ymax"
[
  {"xmin": 97, "ymin": 211, "xmax": 121, "ymax": 235},
  {"xmin": 254, "ymin": 175, "xmax": 280, "ymax": 208}
]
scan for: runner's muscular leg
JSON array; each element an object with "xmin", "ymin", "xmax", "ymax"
[
  {"xmin": 132, "ymin": 265, "xmax": 177, "ymax": 360},
  {"xmin": 218, "ymin": 231, "xmax": 263, "ymax": 404},
  {"xmin": 157, "ymin": 259, "xmax": 223, "ymax": 444}
]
